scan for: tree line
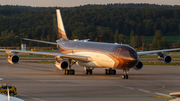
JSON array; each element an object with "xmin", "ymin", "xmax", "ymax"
[{"xmin": 0, "ymin": 4, "xmax": 180, "ymax": 49}]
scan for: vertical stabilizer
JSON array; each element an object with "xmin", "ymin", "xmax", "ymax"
[{"xmin": 56, "ymin": 9, "xmax": 69, "ymax": 41}]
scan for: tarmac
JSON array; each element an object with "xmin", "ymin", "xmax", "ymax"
[{"xmin": 0, "ymin": 56, "xmax": 180, "ymax": 101}]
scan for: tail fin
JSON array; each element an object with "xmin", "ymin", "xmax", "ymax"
[{"xmin": 56, "ymin": 9, "xmax": 69, "ymax": 41}]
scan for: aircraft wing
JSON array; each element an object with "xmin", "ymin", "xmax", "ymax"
[
  {"xmin": 137, "ymin": 48, "xmax": 180, "ymax": 56},
  {"xmin": 0, "ymin": 49, "xmax": 93, "ymax": 62}
]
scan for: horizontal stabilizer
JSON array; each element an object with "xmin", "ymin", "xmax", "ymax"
[{"xmin": 23, "ymin": 38, "xmax": 57, "ymax": 45}]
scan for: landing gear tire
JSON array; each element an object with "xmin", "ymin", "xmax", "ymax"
[
  {"xmin": 64, "ymin": 69, "xmax": 75, "ymax": 75},
  {"xmin": 113, "ymin": 70, "xmax": 116, "ymax": 75},
  {"xmin": 89, "ymin": 69, "xmax": 92, "ymax": 75},
  {"xmin": 64, "ymin": 59, "xmax": 75, "ymax": 75},
  {"xmin": 105, "ymin": 69, "xmax": 116, "ymax": 75},
  {"xmin": 105, "ymin": 69, "xmax": 108, "ymax": 75},
  {"xmin": 65, "ymin": 70, "xmax": 69, "ymax": 75},
  {"xmin": 122, "ymin": 74, "xmax": 128, "ymax": 79},
  {"xmin": 70, "ymin": 69, "xmax": 75, "ymax": 75},
  {"xmin": 86, "ymin": 69, "xmax": 92, "ymax": 75},
  {"xmin": 86, "ymin": 69, "xmax": 88, "ymax": 75}
]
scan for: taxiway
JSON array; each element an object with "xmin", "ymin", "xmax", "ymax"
[{"xmin": 0, "ymin": 57, "xmax": 180, "ymax": 101}]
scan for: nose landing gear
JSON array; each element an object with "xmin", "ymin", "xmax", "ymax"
[{"xmin": 122, "ymin": 69, "xmax": 129, "ymax": 79}]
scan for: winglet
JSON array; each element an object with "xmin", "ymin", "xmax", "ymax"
[{"xmin": 56, "ymin": 9, "xmax": 69, "ymax": 41}]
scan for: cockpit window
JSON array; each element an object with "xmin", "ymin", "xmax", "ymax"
[
  {"xmin": 130, "ymin": 53, "xmax": 134, "ymax": 56},
  {"xmin": 130, "ymin": 52, "xmax": 138, "ymax": 59},
  {"xmin": 124, "ymin": 52, "xmax": 129, "ymax": 55}
]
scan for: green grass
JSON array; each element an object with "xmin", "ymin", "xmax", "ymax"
[
  {"xmin": 38, "ymin": 60, "xmax": 55, "ymax": 63},
  {"xmin": 139, "ymin": 55, "xmax": 180, "ymax": 58},
  {"xmin": 143, "ymin": 61, "xmax": 180, "ymax": 65},
  {"xmin": 126, "ymin": 36, "xmax": 180, "ymax": 44},
  {"xmin": 0, "ymin": 54, "xmax": 53, "ymax": 57},
  {"xmin": 37, "ymin": 60, "xmax": 180, "ymax": 66}
]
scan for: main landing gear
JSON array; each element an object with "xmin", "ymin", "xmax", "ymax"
[
  {"xmin": 64, "ymin": 69, "xmax": 75, "ymax": 75},
  {"xmin": 84, "ymin": 67, "xmax": 93, "ymax": 75},
  {"xmin": 105, "ymin": 69, "xmax": 116, "ymax": 75},
  {"xmin": 64, "ymin": 59, "xmax": 75, "ymax": 75},
  {"xmin": 122, "ymin": 69, "xmax": 129, "ymax": 79}
]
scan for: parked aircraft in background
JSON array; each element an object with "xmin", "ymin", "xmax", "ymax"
[{"xmin": 0, "ymin": 9, "xmax": 180, "ymax": 79}]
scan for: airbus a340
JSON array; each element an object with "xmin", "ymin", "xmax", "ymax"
[{"xmin": 0, "ymin": 9, "xmax": 180, "ymax": 79}]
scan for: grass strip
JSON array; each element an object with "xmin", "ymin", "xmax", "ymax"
[
  {"xmin": 37, "ymin": 60, "xmax": 180, "ymax": 66},
  {"xmin": 38, "ymin": 60, "xmax": 55, "ymax": 63},
  {"xmin": 139, "ymin": 55, "xmax": 180, "ymax": 58},
  {"xmin": 0, "ymin": 54, "xmax": 53, "ymax": 57},
  {"xmin": 143, "ymin": 61, "xmax": 180, "ymax": 65}
]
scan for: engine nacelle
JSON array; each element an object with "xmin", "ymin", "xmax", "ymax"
[
  {"xmin": 7, "ymin": 54, "xmax": 19, "ymax": 64},
  {"xmin": 55, "ymin": 60, "xmax": 68, "ymax": 70},
  {"xmin": 158, "ymin": 54, "xmax": 172, "ymax": 64},
  {"xmin": 133, "ymin": 60, "xmax": 143, "ymax": 70}
]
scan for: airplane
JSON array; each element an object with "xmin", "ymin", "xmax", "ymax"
[{"xmin": 0, "ymin": 9, "xmax": 180, "ymax": 79}]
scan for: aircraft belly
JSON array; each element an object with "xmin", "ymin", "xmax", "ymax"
[
  {"xmin": 74, "ymin": 52, "xmax": 115, "ymax": 68},
  {"xmin": 76, "ymin": 61, "xmax": 99, "ymax": 67}
]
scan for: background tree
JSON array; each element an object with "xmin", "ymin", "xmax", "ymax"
[
  {"xmin": 130, "ymin": 30, "xmax": 135, "ymax": 48},
  {"xmin": 0, "ymin": 4, "xmax": 180, "ymax": 47},
  {"xmin": 151, "ymin": 30, "xmax": 170, "ymax": 49},
  {"xmin": 176, "ymin": 38, "xmax": 180, "ymax": 47}
]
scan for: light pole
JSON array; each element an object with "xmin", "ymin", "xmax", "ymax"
[
  {"xmin": 141, "ymin": 36, "xmax": 145, "ymax": 51},
  {"xmin": 98, "ymin": 35, "xmax": 103, "ymax": 42},
  {"xmin": 19, "ymin": 34, "xmax": 23, "ymax": 44}
]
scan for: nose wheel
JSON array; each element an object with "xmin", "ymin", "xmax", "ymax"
[
  {"xmin": 122, "ymin": 74, "xmax": 128, "ymax": 79},
  {"xmin": 122, "ymin": 69, "xmax": 129, "ymax": 79}
]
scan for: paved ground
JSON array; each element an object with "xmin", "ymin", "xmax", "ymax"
[{"xmin": 0, "ymin": 57, "xmax": 180, "ymax": 101}]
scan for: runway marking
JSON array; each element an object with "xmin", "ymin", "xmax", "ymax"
[
  {"xmin": 118, "ymin": 85, "xmax": 175, "ymax": 99},
  {"xmin": 18, "ymin": 93, "xmax": 45, "ymax": 101},
  {"xmin": 153, "ymin": 83, "xmax": 165, "ymax": 91},
  {"xmin": 155, "ymin": 92, "xmax": 170, "ymax": 96},
  {"xmin": 118, "ymin": 85, "xmax": 134, "ymax": 90},
  {"xmin": 138, "ymin": 89, "xmax": 151, "ymax": 93},
  {"xmin": 152, "ymin": 95, "xmax": 174, "ymax": 99}
]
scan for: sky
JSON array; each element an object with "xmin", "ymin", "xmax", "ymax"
[{"xmin": 1, "ymin": 0, "xmax": 180, "ymax": 7}]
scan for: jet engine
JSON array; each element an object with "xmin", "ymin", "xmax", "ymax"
[
  {"xmin": 7, "ymin": 54, "xmax": 19, "ymax": 64},
  {"xmin": 55, "ymin": 60, "xmax": 68, "ymax": 70},
  {"xmin": 133, "ymin": 60, "xmax": 143, "ymax": 70},
  {"xmin": 158, "ymin": 54, "xmax": 172, "ymax": 64}
]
